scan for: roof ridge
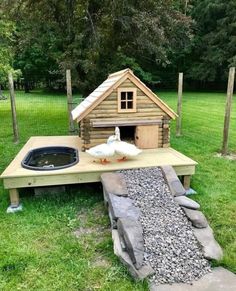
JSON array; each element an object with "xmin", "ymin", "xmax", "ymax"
[
  {"xmin": 72, "ymin": 68, "xmax": 177, "ymax": 121},
  {"xmin": 108, "ymin": 68, "xmax": 133, "ymax": 78}
]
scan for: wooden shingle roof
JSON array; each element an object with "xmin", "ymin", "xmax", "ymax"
[{"xmin": 72, "ymin": 68, "xmax": 177, "ymax": 122}]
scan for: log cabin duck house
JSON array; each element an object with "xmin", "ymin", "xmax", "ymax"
[
  {"xmin": 1, "ymin": 69, "xmax": 198, "ymax": 211},
  {"xmin": 72, "ymin": 69, "xmax": 177, "ymax": 151}
]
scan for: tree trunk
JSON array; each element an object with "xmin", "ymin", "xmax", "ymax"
[{"xmin": 24, "ymin": 79, "xmax": 30, "ymax": 93}]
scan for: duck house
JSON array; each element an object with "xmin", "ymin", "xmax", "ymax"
[{"xmin": 72, "ymin": 69, "xmax": 177, "ymax": 151}]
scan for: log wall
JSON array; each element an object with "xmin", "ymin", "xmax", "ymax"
[{"xmin": 80, "ymin": 78, "xmax": 170, "ymax": 150}]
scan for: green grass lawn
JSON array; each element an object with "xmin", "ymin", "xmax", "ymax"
[{"xmin": 0, "ymin": 90, "xmax": 235, "ymax": 290}]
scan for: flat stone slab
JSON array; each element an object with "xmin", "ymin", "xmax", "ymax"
[
  {"xmin": 193, "ymin": 226, "xmax": 223, "ymax": 261},
  {"xmin": 117, "ymin": 218, "xmax": 144, "ymax": 269},
  {"xmin": 174, "ymin": 196, "xmax": 200, "ymax": 210},
  {"xmin": 112, "ymin": 230, "xmax": 154, "ymax": 280},
  {"xmin": 150, "ymin": 267, "xmax": 236, "ymax": 291},
  {"xmin": 182, "ymin": 207, "xmax": 208, "ymax": 228},
  {"xmin": 161, "ymin": 165, "xmax": 186, "ymax": 197},
  {"xmin": 101, "ymin": 172, "xmax": 128, "ymax": 197},
  {"xmin": 107, "ymin": 193, "xmax": 140, "ymax": 223}
]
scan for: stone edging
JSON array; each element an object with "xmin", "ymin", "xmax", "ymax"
[
  {"xmin": 101, "ymin": 168, "xmax": 223, "ymax": 281},
  {"xmin": 161, "ymin": 166, "xmax": 222, "ymax": 260},
  {"xmin": 101, "ymin": 172, "xmax": 154, "ymax": 280}
]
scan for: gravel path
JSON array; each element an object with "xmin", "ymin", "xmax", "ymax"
[{"xmin": 120, "ymin": 167, "xmax": 211, "ymax": 285}]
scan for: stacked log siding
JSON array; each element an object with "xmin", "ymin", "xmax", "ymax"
[{"xmin": 80, "ymin": 78, "xmax": 170, "ymax": 150}]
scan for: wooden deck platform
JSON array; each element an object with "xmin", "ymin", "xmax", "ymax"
[{"xmin": 1, "ymin": 136, "xmax": 197, "ymax": 207}]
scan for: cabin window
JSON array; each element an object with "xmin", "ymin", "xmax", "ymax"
[{"xmin": 117, "ymin": 88, "xmax": 137, "ymax": 113}]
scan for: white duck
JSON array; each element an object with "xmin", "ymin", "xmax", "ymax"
[
  {"xmin": 111, "ymin": 127, "xmax": 142, "ymax": 161},
  {"xmin": 86, "ymin": 135, "xmax": 116, "ymax": 164}
]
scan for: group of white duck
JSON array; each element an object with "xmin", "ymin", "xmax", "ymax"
[{"xmin": 86, "ymin": 127, "xmax": 142, "ymax": 164}]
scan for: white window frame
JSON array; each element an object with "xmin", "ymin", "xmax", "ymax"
[{"xmin": 117, "ymin": 88, "xmax": 137, "ymax": 113}]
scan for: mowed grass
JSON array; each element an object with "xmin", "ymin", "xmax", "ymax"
[
  {"xmin": 0, "ymin": 91, "xmax": 148, "ymax": 291},
  {"xmin": 0, "ymin": 90, "xmax": 235, "ymax": 290},
  {"xmin": 159, "ymin": 91, "xmax": 236, "ymax": 273}
]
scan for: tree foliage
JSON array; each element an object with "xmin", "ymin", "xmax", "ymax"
[
  {"xmin": 0, "ymin": 0, "xmax": 235, "ymax": 92},
  {"xmin": 187, "ymin": 0, "xmax": 236, "ymax": 83},
  {"xmin": 0, "ymin": 17, "xmax": 14, "ymax": 83},
  {"xmin": 1, "ymin": 0, "xmax": 192, "ymax": 94}
]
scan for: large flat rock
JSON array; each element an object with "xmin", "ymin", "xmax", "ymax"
[
  {"xmin": 117, "ymin": 218, "xmax": 144, "ymax": 269},
  {"xmin": 182, "ymin": 207, "xmax": 208, "ymax": 228},
  {"xmin": 193, "ymin": 226, "xmax": 223, "ymax": 261},
  {"xmin": 112, "ymin": 230, "xmax": 154, "ymax": 280},
  {"xmin": 107, "ymin": 193, "xmax": 140, "ymax": 224},
  {"xmin": 101, "ymin": 172, "xmax": 128, "ymax": 197},
  {"xmin": 174, "ymin": 196, "xmax": 200, "ymax": 210},
  {"xmin": 161, "ymin": 165, "xmax": 186, "ymax": 196},
  {"xmin": 150, "ymin": 267, "xmax": 236, "ymax": 291}
]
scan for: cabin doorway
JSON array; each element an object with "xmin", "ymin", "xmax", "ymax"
[
  {"xmin": 117, "ymin": 124, "xmax": 159, "ymax": 148},
  {"xmin": 119, "ymin": 126, "xmax": 135, "ymax": 144}
]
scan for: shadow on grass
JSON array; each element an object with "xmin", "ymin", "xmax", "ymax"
[{"xmin": 19, "ymin": 182, "xmax": 103, "ymax": 209}]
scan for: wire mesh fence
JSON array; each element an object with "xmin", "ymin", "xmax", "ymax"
[
  {"xmin": 1, "ymin": 69, "xmax": 235, "ymax": 156},
  {"xmin": 0, "ymin": 77, "xmax": 83, "ymax": 145}
]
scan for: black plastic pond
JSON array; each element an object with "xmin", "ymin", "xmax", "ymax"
[{"xmin": 21, "ymin": 146, "xmax": 79, "ymax": 171}]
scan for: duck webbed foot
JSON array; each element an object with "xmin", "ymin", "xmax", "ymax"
[
  {"xmin": 117, "ymin": 156, "xmax": 127, "ymax": 162},
  {"xmin": 100, "ymin": 158, "xmax": 111, "ymax": 165}
]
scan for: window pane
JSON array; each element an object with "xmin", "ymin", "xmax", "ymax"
[
  {"xmin": 121, "ymin": 101, "xmax": 126, "ymax": 109},
  {"xmin": 127, "ymin": 92, "xmax": 133, "ymax": 100},
  {"xmin": 127, "ymin": 101, "xmax": 133, "ymax": 109},
  {"xmin": 121, "ymin": 92, "xmax": 126, "ymax": 101}
]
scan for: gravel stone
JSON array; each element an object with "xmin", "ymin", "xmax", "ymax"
[{"xmin": 120, "ymin": 167, "xmax": 211, "ymax": 285}]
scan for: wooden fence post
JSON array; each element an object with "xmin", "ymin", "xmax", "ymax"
[
  {"xmin": 222, "ymin": 67, "xmax": 235, "ymax": 155},
  {"xmin": 66, "ymin": 69, "xmax": 75, "ymax": 133},
  {"xmin": 176, "ymin": 72, "xmax": 183, "ymax": 137},
  {"xmin": 8, "ymin": 72, "xmax": 19, "ymax": 143}
]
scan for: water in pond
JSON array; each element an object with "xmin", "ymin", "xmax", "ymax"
[
  {"xmin": 22, "ymin": 146, "xmax": 79, "ymax": 170},
  {"xmin": 28, "ymin": 152, "xmax": 74, "ymax": 168}
]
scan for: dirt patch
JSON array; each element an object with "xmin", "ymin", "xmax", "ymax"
[
  {"xmin": 74, "ymin": 202, "xmax": 110, "ymax": 245},
  {"xmin": 73, "ymin": 225, "xmax": 109, "ymax": 239},
  {"xmin": 73, "ymin": 227, "xmax": 96, "ymax": 238},
  {"xmin": 77, "ymin": 203, "xmax": 108, "ymax": 225},
  {"xmin": 76, "ymin": 211, "xmax": 88, "ymax": 226},
  {"xmin": 215, "ymin": 153, "xmax": 236, "ymax": 160},
  {"xmin": 92, "ymin": 256, "xmax": 111, "ymax": 268}
]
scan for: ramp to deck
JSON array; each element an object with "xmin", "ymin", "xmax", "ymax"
[{"xmin": 101, "ymin": 169, "xmax": 225, "ymax": 288}]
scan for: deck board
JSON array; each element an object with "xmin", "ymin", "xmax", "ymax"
[{"xmin": 1, "ymin": 136, "xmax": 197, "ymax": 189}]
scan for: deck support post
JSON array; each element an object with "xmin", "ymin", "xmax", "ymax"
[
  {"xmin": 7, "ymin": 189, "xmax": 22, "ymax": 213},
  {"xmin": 183, "ymin": 175, "xmax": 191, "ymax": 190},
  {"xmin": 9, "ymin": 188, "xmax": 20, "ymax": 207}
]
